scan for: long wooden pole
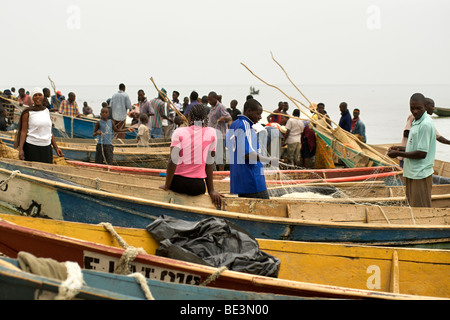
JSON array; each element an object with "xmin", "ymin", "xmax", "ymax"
[
  {"xmin": 149, "ymin": 77, "xmax": 188, "ymax": 125},
  {"xmin": 268, "ymin": 53, "xmax": 398, "ymax": 166},
  {"xmin": 240, "ymin": 62, "xmax": 333, "ymax": 136}
]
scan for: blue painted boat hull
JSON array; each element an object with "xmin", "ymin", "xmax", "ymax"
[
  {"xmin": 0, "ymin": 257, "xmax": 305, "ymax": 300},
  {"xmin": 51, "ymin": 113, "xmax": 136, "ymax": 139},
  {"xmin": 0, "ymin": 164, "xmax": 448, "ymax": 247}
]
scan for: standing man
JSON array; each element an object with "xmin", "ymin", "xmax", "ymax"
[
  {"xmin": 267, "ymin": 101, "xmax": 284, "ymax": 124},
  {"xmin": 42, "ymin": 88, "xmax": 52, "ymax": 110},
  {"xmin": 137, "ymin": 89, "xmax": 154, "ymax": 130},
  {"xmin": 226, "ymin": 99, "xmax": 276, "ymax": 199},
  {"xmin": 149, "ymin": 88, "xmax": 169, "ymax": 139},
  {"xmin": 387, "ymin": 93, "xmax": 436, "ymax": 208},
  {"xmin": 183, "ymin": 91, "xmax": 200, "ymax": 116},
  {"xmin": 18, "ymin": 88, "xmax": 33, "ymax": 106},
  {"xmin": 399, "ymin": 96, "xmax": 450, "ymax": 167},
  {"xmin": 283, "ymin": 109, "xmax": 304, "ymax": 166},
  {"xmin": 201, "ymin": 95, "xmax": 210, "ymax": 114},
  {"xmin": 350, "ymin": 108, "xmax": 366, "ymax": 143},
  {"xmin": 51, "ymin": 91, "xmax": 64, "ymax": 110},
  {"xmin": 338, "ymin": 102, "xmax": 352, "ymax": 132},
  {"xmin": 425, "ymin": 97, "xmax": 450, "ymax": 145},
  {"xmin": 172, "ymin": 91, "xmax": 183, "ymax": 112},
  {"xmin": 110, "ymin": 83, "xmax": 132, "ymax": 139},
  {"xmin": 59, "ymin": 92, "xmax": 80, "ymax": 117},
  {"xmin": 227, "ymin": 99, "xmax": 241, "ymax": 121},
  {"xmin": 83, "ymin": 102, "xmax": 94, "ymax": 117},
  {"xmin": 208, "ymin": 91, "xmax": 232, "ymax": 171}
]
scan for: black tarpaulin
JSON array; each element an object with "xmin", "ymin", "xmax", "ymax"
[{"xmin": 146, "ymin": 215, "xmax": 280, "ymax": 278}]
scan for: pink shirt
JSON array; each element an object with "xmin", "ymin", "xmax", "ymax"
[{"xmin": 171, "ymin": 126, "xmax": 217, "ymax": 179}]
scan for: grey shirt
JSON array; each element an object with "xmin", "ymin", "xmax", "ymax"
[{"xmin": 110, "ymin": 90, "xmax": 132, "ymax": 121}]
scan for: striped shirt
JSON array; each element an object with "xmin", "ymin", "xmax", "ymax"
[
  {"xmin": 59, "ymin": 100, "xmax": 80, "ymax": 117},
  {"xmin": 208, "ymin": 101, "xmax": 230, "ymax": 138},
  {"xmin": 150, "ymin": 98, "xmax": 166, "ymax": 129}
]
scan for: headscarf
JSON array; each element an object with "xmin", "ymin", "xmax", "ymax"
[{"xmin": 31, "ymin": 87, "xmax": 43, "ymax": 99}]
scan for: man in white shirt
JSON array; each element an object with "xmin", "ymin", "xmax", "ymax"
[
  {"xmin": 110, "ymin": 83, "xmax": 132, "ymax": 139},
  {"xmin": 283, "ymin": 109, "xmax": 304, "ymax": 166}
]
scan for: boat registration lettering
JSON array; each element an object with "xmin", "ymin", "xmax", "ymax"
[{"xmin": 83, "ymin": 251, "xmax": 201, "ymax": 285}]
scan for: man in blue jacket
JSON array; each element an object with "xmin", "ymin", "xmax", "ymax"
[
  {"xmin": 338, "ymin": 102, "xmax": 352, "ymax": 132},
  {"xmin": 225, "ymin": 99, "xmax": 277, "ymax": 199}
]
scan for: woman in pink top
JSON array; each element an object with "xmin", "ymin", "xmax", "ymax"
[{"xmin": 159, "ymin": 104, "xmax": 222, "ymax": 208}]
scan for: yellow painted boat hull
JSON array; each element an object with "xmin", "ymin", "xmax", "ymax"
[{"xmin": 1, "ymin": 213, "xmax": 448, "ymax": 299}]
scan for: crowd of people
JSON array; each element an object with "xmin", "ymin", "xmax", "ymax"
[
  {"xmin": 2, "ymin": 84, "xmax": 448, "ymax": 208},
  {"xmin": 265, "ymin": 100, "xmax": 367, "ymax": 170}
]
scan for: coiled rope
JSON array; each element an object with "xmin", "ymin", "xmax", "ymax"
[{"xmin": 99, "ymin": 222, "xmax": 154, "ymax": 299}]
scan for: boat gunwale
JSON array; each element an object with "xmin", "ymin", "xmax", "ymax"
[{"xmin": 0, "ymin": 166, "xmax": 449, "ymax": 231}]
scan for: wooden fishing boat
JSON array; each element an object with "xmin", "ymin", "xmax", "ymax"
[
  {"xmin": 0, "ymin": 132, "xmax": 170, "ymax": 148},
  {"xmin": 67, "ymin": 159, "xmax": 404, "ymax": 188},
  {"xmin": 50, "ymin": 111, "xmax": 137, "ymax": 139},
  {"xmin": 0, "ymin": 217, "xmax": 440, "ymax": 300},
  {"xmin": 0, "ymin": 135, "xmax": 169, "ymax": 168},
  {"xmin": 0, "ymin": 165, "xmax": 448, "ymax": 247},
  {"xmin": 0, "ymin": 255, "xmax": 307, "ymax": 300},
  {"xmin": 67, "ymin": 159, "xmax": 402, "ymax": 180},
  {"xmin": 434, "ymin": 107, "xmax": 450, "ymax": 117},
  {"xmin": 10, "ymin": 102, "xmax": 137, "ymax": 139},
  {"xmin": 54, "ymin": 145, "xmax": 169, "ymax": 168},
  {"xmin": 313, "ymin": 126, "xmax": 395, "ymax": 168},
  {"xmin": 2, "ymin": 159, "xmax": 449, "ymax": 209},
  {"xmin": 0, "ymin": 257, "xmax": 141, "ymax": 300},
  {"xmin": 435, "ymin": 159, "xmax": 450, "ymax": 180},
  {"xmin": 371, "ymin": 143, "xmax": 450, "ymax": 180}
]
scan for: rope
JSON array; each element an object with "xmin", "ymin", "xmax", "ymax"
[
  {"xmin": 99, "ymin": 222, "xmax": 154, "ymax": 299},
  {"xmin": 99, "ymin": 222, "xmax": 146, "ymax": 275},
  {"xmin": 128, "ymin": 272, "xmax": 155, "ymax": 300},
  {"xmin": 200, "ymin": 266, "xmax": 228, "ymax": 286},
  {"xmin": 0, "ymin": 170, "xmax": 20, "ymax": 189},
  {"xmin": 54, "ymin": 261, "xmax": 84, "ymax": 300}
]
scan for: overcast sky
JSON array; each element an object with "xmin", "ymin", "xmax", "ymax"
[{"xmin": 1, "ymin": 0, "xmax": 450, "ymax": 87}]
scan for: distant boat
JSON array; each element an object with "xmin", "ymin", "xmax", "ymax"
[
  {"xmin": 249, "ymin": 86, "xmax": 260, "ymax": 95},
  {"xmin": 434, "ymin": 107, "xmax": 450, "ymax": 117}
]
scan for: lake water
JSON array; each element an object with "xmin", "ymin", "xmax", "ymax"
[{"xmin": 51, "ymin": 83, "xmax": 450, "ymax": 161}]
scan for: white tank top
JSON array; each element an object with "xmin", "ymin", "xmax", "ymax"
[{"xmin": 26, "ymin": 108, "xmax": 53, "ymax": 146}]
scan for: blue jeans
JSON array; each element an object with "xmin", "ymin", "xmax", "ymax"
[{"xmin": 150, "ymin": 127, "xmax": 163, "ymax": 139}]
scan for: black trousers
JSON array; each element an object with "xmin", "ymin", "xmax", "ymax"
[
  {"xmin": 95, "ymin": 144, "xmax": 114, "ymax": 165},
  {"xmin": 169, "ymin": 174, "xmax": 206, "ymax": 196},
  {"xmin": 24, "ymin": 142, "xmax": 53, "ymax": 164}
]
